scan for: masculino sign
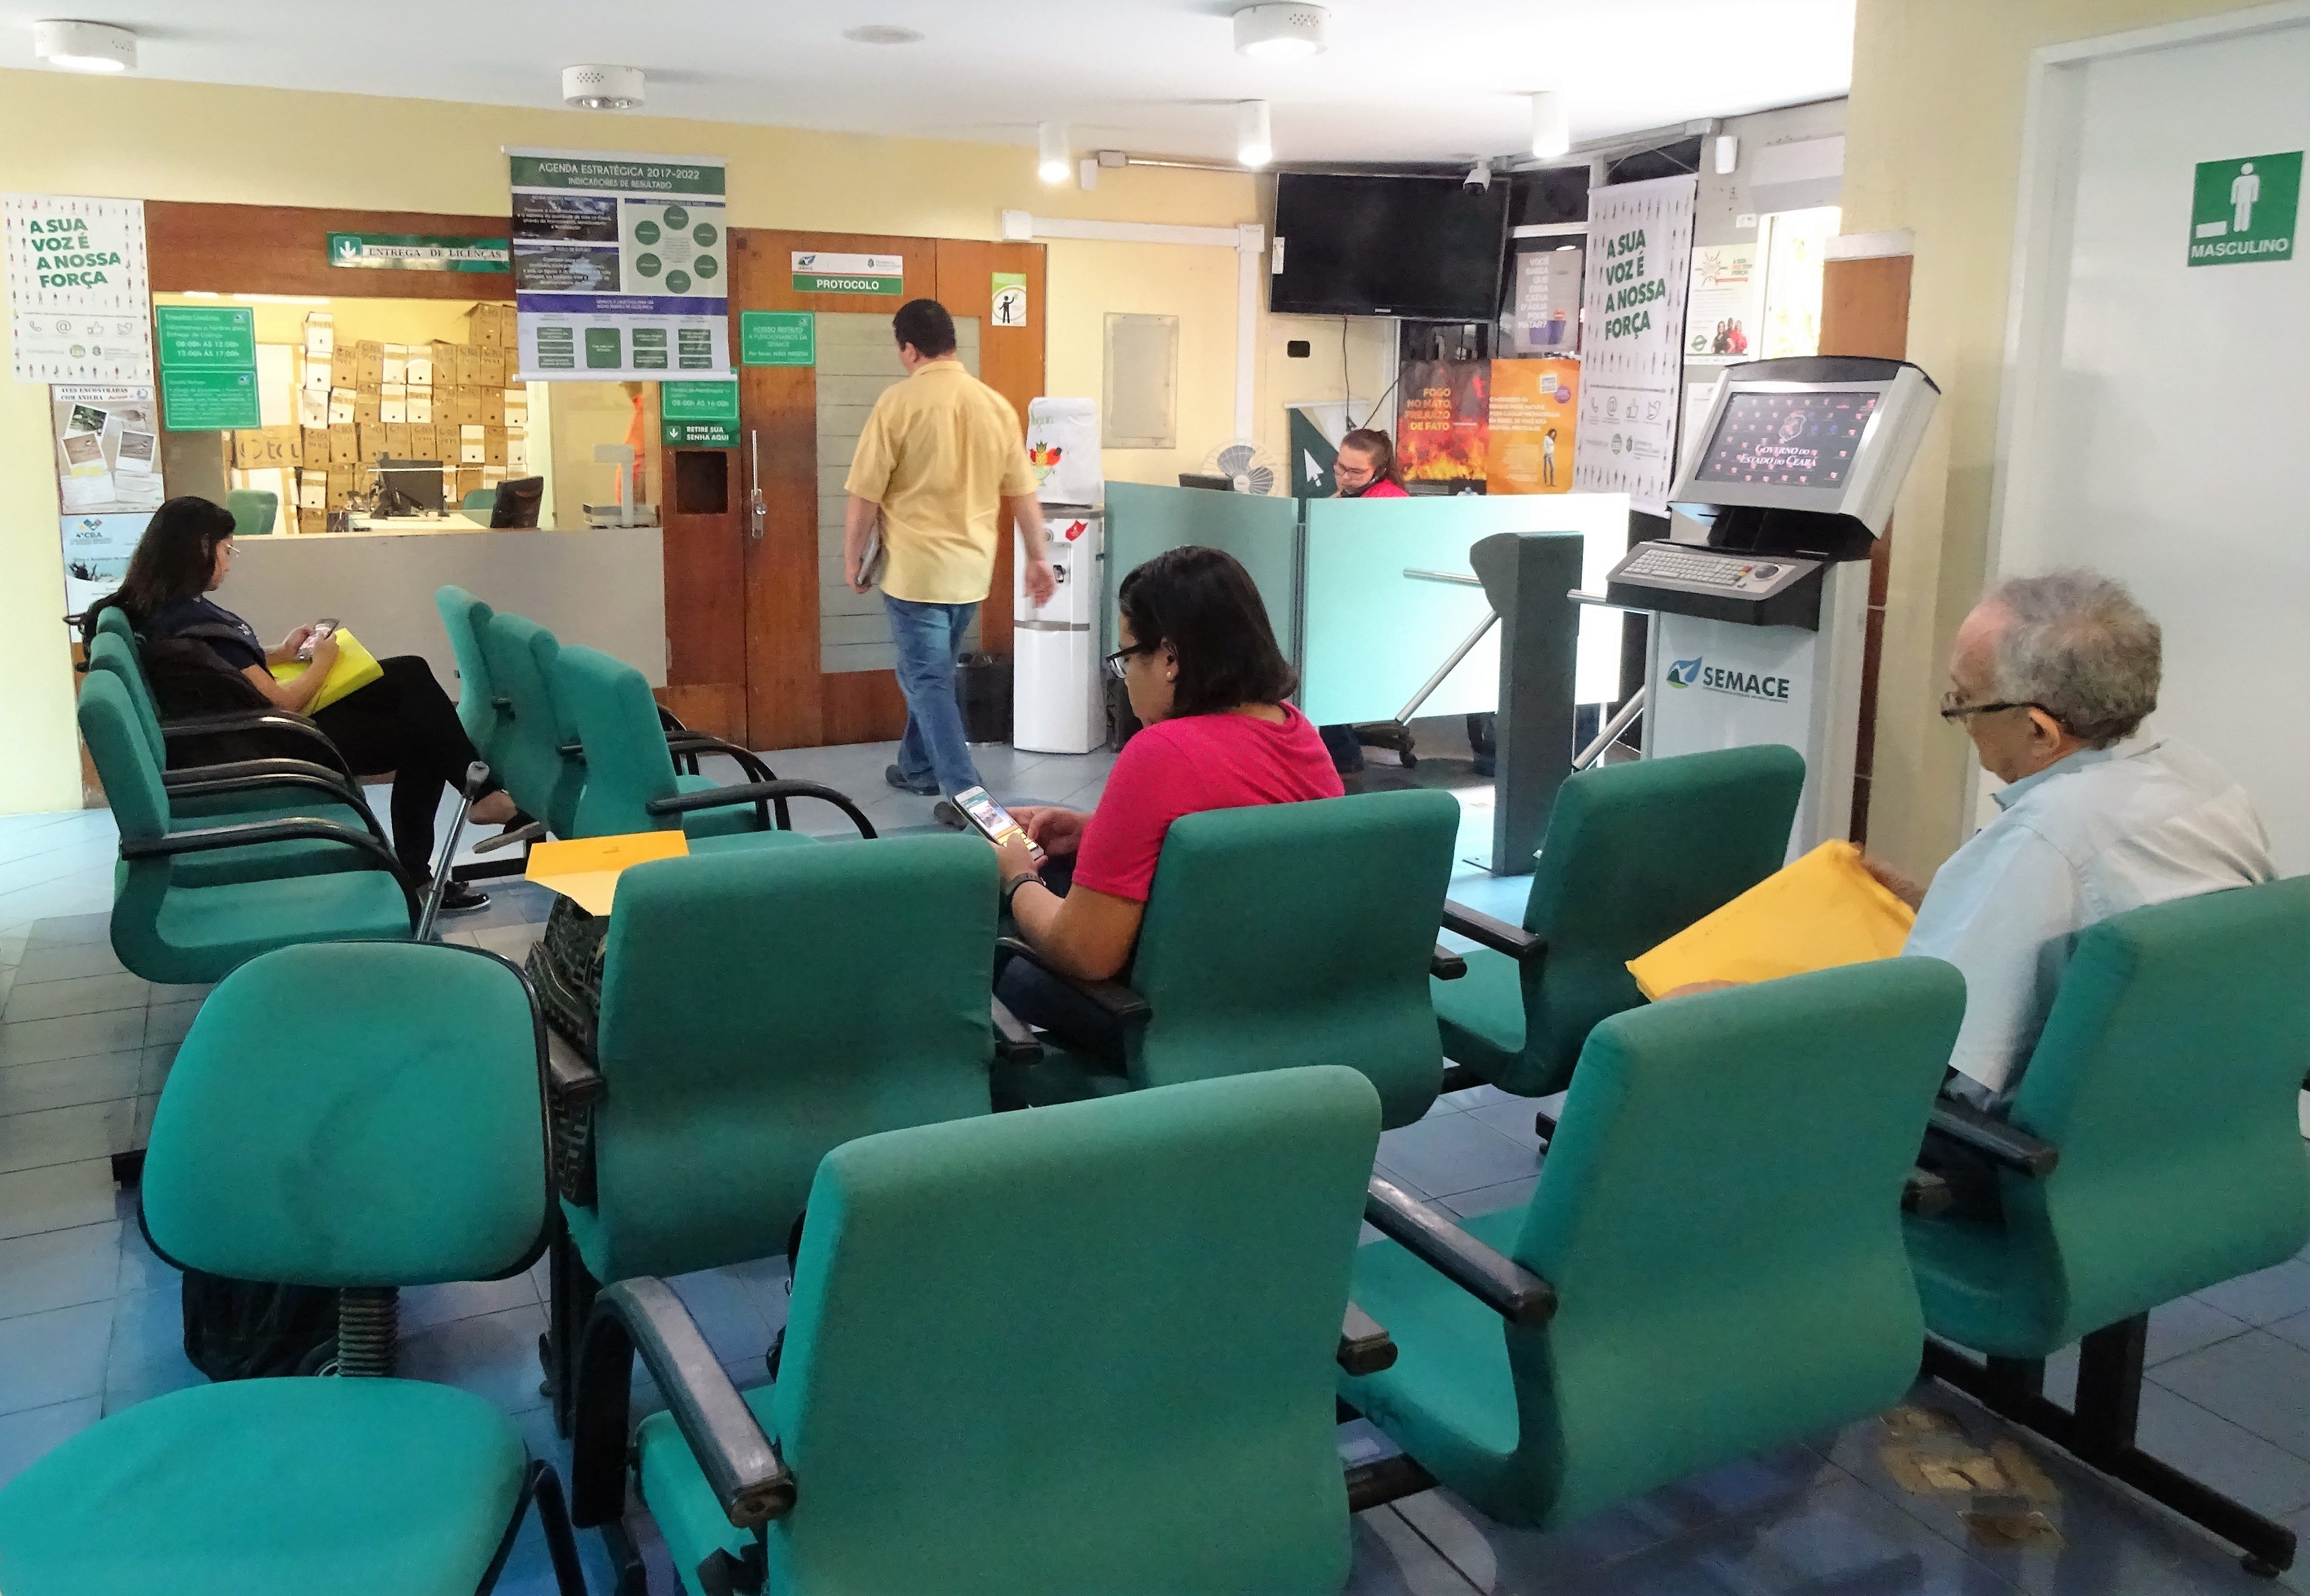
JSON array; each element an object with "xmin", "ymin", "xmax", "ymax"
[{"xmin": 2188, "ymin": 151, "xmax": 2301, "ymax": 267}]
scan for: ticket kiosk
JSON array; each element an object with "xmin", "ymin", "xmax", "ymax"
[{"xmin": 1604, "ymin": 356, "xmax": 1940, "ymax": 854}]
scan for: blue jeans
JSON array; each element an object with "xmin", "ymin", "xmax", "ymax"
[{"xmin": 884, "ymin": 596, "xmax": 982, "ymax": 797}]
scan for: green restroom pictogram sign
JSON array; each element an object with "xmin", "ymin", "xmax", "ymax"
[{"xmin": 2188, "ymin": 151, "xmax": 2301, "ymax": 267}]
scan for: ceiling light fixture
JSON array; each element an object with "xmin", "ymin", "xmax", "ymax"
[
  {"xmin": 1036, "ymin": 122, "xmax": 1070, "ymax": 185},
  {"xmin": 1530, "ymin": 91, "xmax": 1570, "ymax": 160},
  {"xmin": 1235, "ymin": 100, "xmax": 1272, "ymax": 168},
  {"xmin": 33, "ymin": 19, "xmax": 135, "ymax": 73},
  {"xmin": 842, "ymin": 24, "xmax": 923, "ymax": 45},
  {"xmin": 1232, "ymin": 4, "xmax": 1327, "ymax": 61},
  {"xmin": 562, "ymin": 64, "xmax": 645, "ymax": 110}
]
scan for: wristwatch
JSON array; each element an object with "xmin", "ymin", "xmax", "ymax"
[{"xmin": 1001, "ymin": 872, "xmax": 1044, "ymax": 914}]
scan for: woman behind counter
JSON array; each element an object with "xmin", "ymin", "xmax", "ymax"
[
  {"xmin": 82, "ymin": 496, "xmax": 517, "ymax": 912},
  {"xmin": 1318, "ymin": 428, "xmax": 1409, "ymax": 773}
]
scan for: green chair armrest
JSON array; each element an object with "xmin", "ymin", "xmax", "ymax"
[
  {"xmin": 646, "ymin": 778, "xmax": 877, "ymax": 839},
  {"xmin": 161, "ymin": 764, "xmax": 381, "ymax": 836},
  {"xmin": 993, "ymin": 937, "xmax": 1152, "ymax": 1027},
  {"xmin": 118, "ymin": 816, "xmax": 417, "ymax": 923},
  {"xmin": 163, "ymin": 710, "xmax": 353, "ymax": 780},
  {"xmin": 574, "ymin": 1278, "xmax": 794, "ymax": 1531},
  {"xmin": 1441, "ymin": 900, "xmax": 1545, "ymax": 962},
  {"xmin": 1364, "ymin": 1173, "xmax": 1556, "ymax": 1325},
  {"xmin": 1338, "ymin": 1303, "xmax": 1397, "ymax": 1375},
  {"xmin": 1902, "ymin": 1166, "xmax": 1952, "ymax": 1216},
  {"xmin": 544, "ymin": 1032, "xmax": 603, "ymax": 1205},
  {"xmin": 1926, "ymin": 1098, "xmax": 2059, "ymax": 1178},
  {"xmin": 1430, "ymin": 944, "xmax": 1468, "ymax": 981}
]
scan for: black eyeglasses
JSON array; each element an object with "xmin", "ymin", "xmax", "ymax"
[
  {"xmin": 1102, "ymin": 644, "xmax": 1155, "ymax": 682},
  {"xmin": 1938, "ymin": 691, "xmax": 2053, "ymax": 724}
]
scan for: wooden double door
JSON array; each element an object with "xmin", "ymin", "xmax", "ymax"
[{"xmin": 656, "ymin": 231, "xmax": 1046, "ymax": 750}]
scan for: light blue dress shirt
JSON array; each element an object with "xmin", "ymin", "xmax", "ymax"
[{"xmin": 1904, "ymin": 738, "xmax": 2274, "ymax": 1107}]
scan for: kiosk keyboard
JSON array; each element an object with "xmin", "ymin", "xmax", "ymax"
[{"xmin": 1616, "ymin": 545, "xmax": 1796, "ymax": 594}]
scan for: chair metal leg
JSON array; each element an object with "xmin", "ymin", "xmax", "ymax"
[
  {"xmin": 337, "ymin": 1286, "xmax": 400, "ymax": 1377},
  {"xmin": 599, "ymin": 1515, "xmax": 650, "ymax": 1596},
  {"xmin": 529, "ymin": 1462, "xmax": 592, "ymax": 1596},
  {"xmin": 1925, "ymin": 1332, "xmax": 2296, "ymax": 1575},
  {"xmin": 541, "ymin": 1218, "xmax": 599, "ymax": 1436},
  {"xmin": 1345, "ymin": 1453, "xmax": 1437, "ymax": 1513}
]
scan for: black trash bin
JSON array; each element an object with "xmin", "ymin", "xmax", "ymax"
[{"xmin": 956, "ymin": 653, "xmax": 1012, "ymax": 745}]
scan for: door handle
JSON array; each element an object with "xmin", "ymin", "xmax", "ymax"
[{"xmin": 747, "ymin": 429, "xmax": 767, "ymax": 541}]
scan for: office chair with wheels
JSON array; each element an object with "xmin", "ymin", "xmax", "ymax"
[
  {"xmin": 1907, "ymin": 877, "xmax": 2310, "ymax": 1575},
  {"xmin": 0, "ymin": 940, "xmax": 585, "ymax": 1596}
]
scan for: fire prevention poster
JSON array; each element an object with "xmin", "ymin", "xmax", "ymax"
[
  {"xmin": 1395, "ymin": 361, "xmax": 1489, "ymax": 489},
  {"xmin": 508, "ymin": 149, "xmax": 730, "ymax": 380},
  {"xmin": 1484, "ymin": 359, "xmax": 1579, "ymax": 495},
  {"xmin": 1571, "ymin": 173, "xmax": 1696, "ymax": 515}
]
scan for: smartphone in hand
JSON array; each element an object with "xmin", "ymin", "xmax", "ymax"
[
  {"xmin": 297, "ymin": 619, "xmax": 339, "ymax": 662},
  {"xmin": 953, "ymin": 785, "xmax": 1046, "ymax": 863}
]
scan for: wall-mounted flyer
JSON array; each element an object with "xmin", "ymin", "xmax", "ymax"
[
  {"xmin": 508, "ymin": 149, "xmax": 730, "ymax": 380},
  {"xmin": 3, "ymin": 194, "xmax": 152, "ymax": 383},
  {"xmin": 51, "ymin": 382, "xmax": 163, "ymax": 616}
]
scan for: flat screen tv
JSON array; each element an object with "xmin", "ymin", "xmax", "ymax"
[{"xmin": 1270, "ymin": 173, "xmax": 1510, "ymax": 321}]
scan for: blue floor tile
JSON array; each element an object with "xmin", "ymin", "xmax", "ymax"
[
  {"xmin": 2192, "ymin": 1259, "xmax": 2310, "ymax": 1329},
  {"xmin": 2268, "ymin": 1311, "xmax": 2310, "ymax": 1355},
  {"xmin": 0, "ymin": 1098, "xmax": 136, "ymax": 1176},
  {"xmin": 403, "ymin": 1272, "xmax": 543, "ymax": 1332},
  {"xmin": 10, "ymin": 942, "xmax": 125, "ymax": 985},
  {"xmin": 398, "ymin": 1300, "xmax": 551, "ymax": 1415},
  {"xmin": 1441, "ymin": 1175, "xmax": 1541, "ymax": 1221},
  {"xmin": 141, "ymin": 999, "xmax": 203, "ymax": 1050},
  {"xmin": 2151, "ymin": 1331, "xmax": 2310, "ymax": 1466},
  {"xmin": 1376, "ymin": 1113, "xmax": 1543, "ymax": 1201},
  {"xmin": 1466, "ymin": 1098, "xmax": 1546, "ymax": 1152},
  {"xmin": 667, "ymin": 1266, "xmax": 775, "ymax": 1365},
  {"xmin": 0, "ymin": 1158, "xmax": 119, "ymax": 1243},
  {"xmin": 0, "ymin": 1395, "xmax": 101, "ymax": 1490},
  {"xmin": 1349, "ymin": 1506, "xmax": 1483, "ymax": 1596},
  {"xmin": 0, "ymin": 1220, "xmax": 121, "ymax": 1321},
  {"xmin": 101, "ymin": 1284, "xmax": 203, "ymax": 1416},
  {"xmin": 0, "ymin": 1299, "xmax": 112, "ymax": 1415}
]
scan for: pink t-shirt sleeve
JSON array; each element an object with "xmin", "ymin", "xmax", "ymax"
[{"xmin": 1070, "ymin": 728, "xmax": 1190, "ymax": 903}]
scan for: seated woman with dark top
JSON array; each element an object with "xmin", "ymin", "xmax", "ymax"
[
  {"xmin": 992, "ymin": 545, "xmax": 1342, "ymax": 1038},
  {"xmin": 81, "ymin": 495, "xmax": 516, "ymax": 911}
]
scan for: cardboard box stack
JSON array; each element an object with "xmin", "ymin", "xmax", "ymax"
[{"xmin": 229, "ymin": 302, "xmax": 526, "ymax": 529}]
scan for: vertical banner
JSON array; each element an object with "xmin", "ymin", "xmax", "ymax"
[
  {"xmin": 1571, "ymin": 174, "xmax": 1697, "ymax": 515},
  {"xmin": 1484, "ymin": 358, "xmax": 1579, "ymax": 494},
  {"xmin": 1395, "ymin": 360, "xmax": 1490, "ymax": 490},
  {"xmin": 508, "ymin": 149, "xmax": 729, "ymax": 380},
  {"xmin": 3, "ymin": 194, "xmax": 152, "ymax": 383}
]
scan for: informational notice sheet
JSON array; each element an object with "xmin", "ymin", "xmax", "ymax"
[
  {"xmin": 52, "ymin": 381, "xmax": 163, "ymax": 615},
  {"xmin": 3, "ymin": 194, "xmax": 152, "ymax": 383},
  {"xmin": 1684, "ymin": 243, "xmax": 1760, "ymax": 363},
  {"xmin": 1571, "ymin": 173, "xmax": 1697, "ymax": 516},
  {"xmin": 508, "ymin": 149, "xmax": 730, "ymax": 380}
]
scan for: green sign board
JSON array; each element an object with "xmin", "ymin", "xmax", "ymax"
[
  {"xmin": 327, "ymin": 232, "xmax": 509, "ymax": 271},
  {"xmin": 741, "ymin": 311, "xmax": 816, "ymax": 366},
  {"xmin": 156, "ymin": 305, "xmax": 259, "ymax": 431},
  {"xmin": 991, "ymin": 271, "xmax": 1029, "ymax": 328},
  {"xmin": 790, "ymin": 250, "xmax": 904, "ymax": 295},
  {"xmin": 661, "ymin": 379, "xmax": 739, "ymax": 448},
  {"xmin": 2188, "ymin": 151, "xmax": 2301, "ymax": 267}
]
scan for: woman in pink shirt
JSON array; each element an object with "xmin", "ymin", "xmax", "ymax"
[{"xmin": 995, "ymin": 545, "xmax": 1342, "ymax": 991}]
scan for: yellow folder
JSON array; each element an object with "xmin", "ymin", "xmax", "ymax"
[
  {"xmin": 524, "ymin": 831, "xmax": 689, "ymax": 916},
  {"xmin": 1626, "ymin": 841, "xmax": 1917, "ymax": 1000},
  {"xmin": 268, "ymin": 626, "xmax": 383, "ymax": 712}
]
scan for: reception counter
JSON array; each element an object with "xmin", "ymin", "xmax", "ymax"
[{"xmin": 217, "ymin": 523, "xmax": 667, "ymax": 689}]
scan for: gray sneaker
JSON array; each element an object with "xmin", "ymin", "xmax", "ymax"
[{"xmin": 884, "ymin": 763, "xmax": 938, "ymax": 796}]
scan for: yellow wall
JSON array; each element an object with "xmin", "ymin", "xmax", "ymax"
[
  {"xmin": 0, "ymin": 70, "xmax": 1258, "ymax": 813},
  {"xmin": 1844, "ymin": 0, "xmax": 2271, "ymax": 875}
]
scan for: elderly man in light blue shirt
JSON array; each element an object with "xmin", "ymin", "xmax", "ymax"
[{"xmin": 1878, "ymin": 570, "xmax": 2274, "ymax": 1112}]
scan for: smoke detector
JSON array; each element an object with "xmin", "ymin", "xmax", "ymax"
[
  {"xmin": 33, "ymin": 19, "xmax": 136, "ymax": 72},
  {"xmin": 563, "ymin": 65, "xmax": 645, "ymax": 110},
  {"xmin": 1233, "ymin": 4, "xmax": 1328, "ymax": 60}
]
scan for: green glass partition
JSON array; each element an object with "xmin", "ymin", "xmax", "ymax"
[
  {"xmin": 1299, "ymin": 494, "xmax": 1628, "ymax": 726},
  {"xmin": 1100, "ymin": 482, "xmax": 1301, "ymax": 657}
]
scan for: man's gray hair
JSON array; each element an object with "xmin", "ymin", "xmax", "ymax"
[{"xmin": 1986, "ymin": 569, "xmax": 2160, "ymax": 746}]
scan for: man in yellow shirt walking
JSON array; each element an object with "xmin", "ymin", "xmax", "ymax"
[{"xmin": 845, "ymin": 299, "xmax": 1057, "ymax": 799}]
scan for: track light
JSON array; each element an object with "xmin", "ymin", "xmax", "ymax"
[
  {"xmin": 1236, "ymin": 100, "xmax": 1272, "ymax": 168},
  {"xmin": 1037, "ymin": 122, "xmax": 1069, "ymax": 185},
  {"xmin": 33, "ymin": 19, "xmax": 135, "ymax": 72},
  {"xmin": 1530, "ymin": 91, "xmax": 1570, "ymax": 160}
]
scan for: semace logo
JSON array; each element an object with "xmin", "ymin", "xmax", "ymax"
[{"xmin": 1664, "ymin": 657, "xmax": 1793, "ymax": 702}]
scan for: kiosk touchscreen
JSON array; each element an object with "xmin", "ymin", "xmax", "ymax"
[{"xmin": 1604, "ymin": 356, "xmax": 1939, "ymax": 855}]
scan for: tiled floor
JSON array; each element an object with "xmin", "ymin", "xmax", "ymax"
[{"xmin": 3, "ymin": 752, "xmax": 2310, "ymax": 1595}]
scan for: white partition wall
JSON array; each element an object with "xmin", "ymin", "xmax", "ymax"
[{"xmin": 1990, "ymin": 4, "xmax": 2310, "ymax": 872}]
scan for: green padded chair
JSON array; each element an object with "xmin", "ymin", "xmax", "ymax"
[
  {"xmin": 551, "ymin": 642, "xmax": 867, "ymax": 846},
  {"xmin": 1907, "ymin": 877, "xmax": 2310, "ymax": 1575},
  {"xmin": 224, "ymin": 486, "xmax": 277, "ymax": 537},
  {"xmin": 995, "ymin": 787, "xmax": 1463, "ymax": 1129},
  {"xmin": 1434, "ymin": 744, "xmax": 1806, "ymax": 1098},
  {"xmin": 463, "ymin": 487, "xmax": 498, "ymax": 516},
  {"xmin": 570, "ymin": 1066, "xmax": 1383, "ymax": 1596},
  {"xmin": 540, "ymin": 834, "xmax": 1000, "ymax": 1430},
  {"xmin": 79, "ymin": 671, "xmax": 414, "ymax": 984},
  {"xmin": 1342, "ymin": 958, "xmax": 1964, "ymax": 1529},
  {"xmin": 0, "ymin": 940, "xmax": 584, "ymax": 1595},
  {"xmin": 478, "ymin": 610, "xmax": 588, "ymax": 838},
  {"xmin": 436, "ymin": 584, "xmax": 511, "ymax": 757},
  {"xmin": 85, "ymin": 617, "xmax": 355, "ymax": 785}
]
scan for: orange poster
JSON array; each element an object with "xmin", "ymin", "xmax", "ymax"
[{"xmin": 1484, "ymin": 358, "xmax": 1579, "ymax": 495}]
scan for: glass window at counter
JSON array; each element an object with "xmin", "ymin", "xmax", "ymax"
[{"xmin": 1693, "ymin": 390, "xmax": 1880, "ymax": 490}]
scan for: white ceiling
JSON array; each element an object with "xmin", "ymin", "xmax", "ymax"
[{"xmin": 0, "ymin": 0, "xmax": 1853, "ymax": 166}]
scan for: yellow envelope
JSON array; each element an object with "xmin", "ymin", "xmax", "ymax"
[
  {"xmin": 524, "ymin": 831, "xmax": 689, "ymax": 916},
  {"xmin": 1626, "ymin": 840, "xmax": 1917, "ymax": 1000}
]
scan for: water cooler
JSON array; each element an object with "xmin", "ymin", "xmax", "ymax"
[{"xmin": 1012, "ymin": 507, "xmax": 1105, "ymax": 753}]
